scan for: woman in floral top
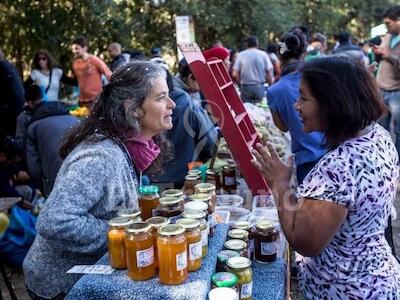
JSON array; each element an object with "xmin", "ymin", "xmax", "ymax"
[{"xmin": 252, "ymin": 56, "xmax": 400, "ymax": 299}]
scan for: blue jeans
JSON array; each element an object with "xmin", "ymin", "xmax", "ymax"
[
  {"xmin": 240, "ymin": 84, "xmax": 265, "ymax": 103},
  {"xmin": 380, "ymin": 89, "xmax": 400, "ymax": 156}
]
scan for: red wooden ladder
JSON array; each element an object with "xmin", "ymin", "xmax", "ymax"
[{"xmin": 178, "ymin": 43, "xmax": 269, "ymax": 195}]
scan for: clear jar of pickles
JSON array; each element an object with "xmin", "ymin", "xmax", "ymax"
[
  {"xmin": 125, "ymin": 222, "xmax": 155, "ymax": 280},
  {"xmin": 139, "ymin": 185, "xmax": 160, "ymax": 221},
  {"xmin": 234, "ymin": 221, "xmax": 254, "ymax": 260},
  {"xmin": 222, "ymin": 164, "xmax": 237, "ymax": 193},
  {"xmin": 117, "ymin": 208, "xmax": 141, "ymax": 222},
  {"xmin": 161, "ymin": 189, "xmax": 185, "ymax": 209},
  {"xmin": 147, "ymin": 216, "xmax": 170, "ymax": 269},
  {"xmin": 206, "ymin": 169, "xmax": 221, "ymax": 191},
  {"xmin": 254, "ymin": 219, "xmax": 279, "ymax": 263},
  {"xmin": 228, "ymin": 229, "xmax": 250, "ymax": 259},
  {"xmin": 224, "ymin": 239, "xmax": 247, "ymax": 257},
  {"xmin": 216, "ymin": 250, "xmax": 240, "ymax": 273},
  {"xmin": 108, "ymin": 217, "xmax": 134, "ymax": 269},
  {"xmin": 176, "ymin": 218, "xmax": 202, "ymax": 272},
  {"xmin": 227, "ymin": 257, "xmax": 253, "ymax": 300},
  {"xmin": 157, "ymin": 224, "xmax": 188, "ymax": 285},
  {"xmin": 182, "ymin": 209, "xmax": 208, "ymax": 258},
  {"xmin": 183, "ymin": 175, "xmax": 198, "ymax": 196},
  {"xmin": 194, "ymin": 183, "xmax": 216, "ymax": 212},
  {"xmin": 153, "ymin": 196, "xmax": 182, "ymax": 223}
]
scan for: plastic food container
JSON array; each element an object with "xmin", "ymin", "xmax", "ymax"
[
  {"xmin": 215, "ymin": 206, "xmax": 251, "ymax": 227},
  {"xmin": 216, "ymin": 195, "xmax": 244, "ymax": 207}
]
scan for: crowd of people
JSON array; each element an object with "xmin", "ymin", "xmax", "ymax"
[{"xmin": 0, "ymin": 4, "xmax": 399, "ymax": 300}]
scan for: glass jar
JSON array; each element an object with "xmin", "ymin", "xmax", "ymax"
[
  {"xmin": 206, "ymin": 169, "xmax": 221, "ymax": 191},
  {"xmin": 216, "ymin": 250, "xmax": 241, "ymax": 273},
  {"xmin": 224, "ymin": 239, "xmax": 247, "ymax": 258},
  {"xmin": 157, "ymin": 224, "xmax": 188, "ymax": 285},
  {"xmin": 153, "ymin": 196, "xmax": 182, "ymax": 223},
  {"xmin": 117, "ymin": 208, "xmax": 141, "ymax": 222},
  {"xmin": 188, "ymin": 169, "xmax": 202, "ymax": 180},
  {"xmin": 108, "ymin": 217, "xmax": 134, "ymax": 269},
  {"xmin": 208, "ymin": 287, "xmax": 239, "ymax": 300},
  {"xmin": 194, "ymin": 183, "xmax": 216, "ymax": 212},
  {"xmin": 228, "ymin": 229, "xmax": 250, "ymax": 259},
  {"xmin": 138, "ymin": 185, "xmax": 160, "ymax": 221},
  {"xmin": 161, "ymin": 189, "xmax": 185, "ymax": 209},
  {"xmin": 227, "ymin": 257, "xmax": 253, "ymax": 300},
  {"xmin": 182, "ymin": 209, "xmax": 208, "ymax": 258},
  {"xmin": 183, "ymin": 175, "xmax": 198, "ymax": 196},
  {"xmin": 222, "ymin": 164, "xmax": 237, "ymax": 193},
  {"xmin": 254, "ymin": 219, "xmax": 279, "ymax": 263},
  {"xmin": 211, "ymin": 272, "xmax": 238, "ymax": 291},
  {"xmin": 125, "ymin": 222, "xmax": 155, "ymax": 280},
  {"xmin": 190, "ymin": 193, "xmax": 215, "ymax": 237},
  {"xmin": 176, "ymin": 218, "xmax": 202, "ymax": 272},
  {"xmin": 147, "ymin": 216, "xmax": 170, "ymax": 269},
  {"xmin": 234, "ymin": 221, "xmax": 254, "ymax": 260}
]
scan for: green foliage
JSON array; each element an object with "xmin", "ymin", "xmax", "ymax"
[{"xmin": 0, "ymin": 0, "xmax": 396, "ymax": 76}]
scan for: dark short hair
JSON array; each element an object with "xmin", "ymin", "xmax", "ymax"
[
  {"xmin": 383, "ymin": 6, "xmax": 400, "ymax": 20},
  {"xmin": 32, "ymin": 49, "xmax": 57, "ymax": 70},
  {"xmin": 246, "ymin": 36, "xmax": 259, "ymax": 48},
  {"xmin": 300, "ymin": 56, "xmax": 385, "ymax": 149},
  {"xmin": 72, "ymin": 36, "xmax": 88, "ymax": 48},
  {"xmin": 24, "ymin": 84, "xmax": 43, "ymax": 102},
  {"xmin": 337, "ymin": 31, "xmax": 350, "ymax": 44}
]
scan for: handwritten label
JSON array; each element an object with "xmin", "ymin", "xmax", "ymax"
[
  {"xmin": 66, "ymin": 265, "xmax": 114, "ymax": 274},
  {"xmin": 176, "ymin": 251, "xmax": 187, "ymax": 271},
  {"xmin": 136, "ymin": 246, "xmax": 154, "ymax": 268}
]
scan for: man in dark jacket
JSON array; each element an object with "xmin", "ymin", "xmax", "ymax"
[
  {"xmin": 108, "ymin": 42, "xmax": 127, "ymax": 71},
  {"xmin": 26, "ymin": 101, "xmax": 79, "ymax": 197},
  {"xmin": 0, "ymin": 50, "xmax": 25, "ymax": 137}
]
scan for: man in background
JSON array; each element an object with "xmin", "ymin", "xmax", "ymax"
[{"xmin": 108, "ymin": 42, "xmax": 128, "ymax": 71}]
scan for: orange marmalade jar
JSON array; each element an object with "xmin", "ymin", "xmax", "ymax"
[
  {"xmin": 147, "ymin": 216, "xmax": 170, "ymax": 269},
  {"xmin": 157, "ymin": 224, "xmax": 188, "ymax": 285},
  {"xmin": 125, "ymin": 222, "xmax": 155, "ymax": 280},
  {"xmin": 108, "ymin": 217, "xmax": 134, "ymax": 269},
  {"xmin": 138, "ymin": 185, "xmax": 160, "ymax": 221},
  {"xmin": 176, "ymin": 218, "xmax": 202, "ymax": 272},
  {"xmin": 182, "ymin": 209, "xmax": 208, "ymax": 258}
]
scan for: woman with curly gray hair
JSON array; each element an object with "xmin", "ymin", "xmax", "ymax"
[{"xmin": 23, "ymin": 61, "xmax": 175, "ymax": 299}]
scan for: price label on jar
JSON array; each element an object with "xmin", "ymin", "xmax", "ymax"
[
  {"xmin": 136, "ymin": 246, "xmax": 154, "ymax": 268},
  {"xmin": 189, "ymin": 241, "xmax": 202, "ymax": 260},
  {"xmin": 241, "ymin": 281, "xmax": 253, "ymax": 299},
  {"xmin": 261, "ymin": 241, "xmax": 277, "ymax": 256},
  {"xmin": 176, "ymin": 251, "xmax": 187, "ymax": 271},
  {"xmin": 201, "ymin": 229, "xmax": 208, "ymax": 247}
]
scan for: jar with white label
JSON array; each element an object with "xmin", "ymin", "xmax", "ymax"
[
  {"xmin": 182, "ymin": 209, "xmax": 208, "ymax": 258},
  {"xmin": 157, "ymin": 224, "xmax": 188, "ymax": 284},
  {"xmin": 226, "ymin": 257, "xmax": 253, "ymax": 300},
  {"xmin": 176, "ymin": 218, "xmax": 202, "ymax": 272},
  {"xmin": 254, "ymin": 219, "xmax": 278, "ymax": 263},
  {"xmin": 125, "ymin": 222, "xmax": 155, "ymax": 280}
]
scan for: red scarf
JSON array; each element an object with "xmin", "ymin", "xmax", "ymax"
[{"xmin": 124, "ymin": 134, "xmax": 160, "ymax": 172}]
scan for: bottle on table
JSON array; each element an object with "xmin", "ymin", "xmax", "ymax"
[
  {"xmin": 108, "ymin": 217, "xmax": 134, "ymax": 269},
  {"xmin": 138, "ymin": 185, "xmax": 160, "ymax": 221}
]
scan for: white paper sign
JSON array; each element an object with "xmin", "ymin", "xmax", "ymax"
[{"xmin": 66, "ymin": 265, "xmax": 114, "ymax": 274}]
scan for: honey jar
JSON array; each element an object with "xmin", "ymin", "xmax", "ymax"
[
  {"xmin": 125, "ymin": 222, "xmax": 155, "ymax": 280},
  {"xmin": 157, "ymin": 224, "xmax": 188, "ymax": 285},
  {"xmin": 183, "ymin": 175, "xmax": 198, "ymax": 197},
  {"xmin": 161, "ymin": 189, "xmax": 184, "ymax": 209},
  {"xmin": 147, "ymin": 216, "xmax": 170, "ymax": 269},
  {"xmin": 254, "ymin": 219, "xmax": 279, "ymax": 263},
  {"xmin": 152, "ymin": 196, "xmax": 183, "ymax": 223},
  {"xmin": 206, "ymin": 169, "xmax": 221, "ymax": 191},
  {"xmin": 222, "ymin": 164, "xmax": 237, "ymax": 193},
  {"xmin": 176, "ymin": 218, "xmax": 202, "ymax": 272},
  {"xmin": 138, "ymin": 185, "xmax": 160, "ymax": 221},
  {"xmin": 182, "ymin": 209, "xmax": 208, "ymax": 257},
  {"xmin": 108, "ymin": 217, "xmax": 134, "ymax": 269}
]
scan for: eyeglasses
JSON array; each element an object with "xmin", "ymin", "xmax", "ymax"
[{"xmin": 38, "ymin": 57, "xmax": 48, "ymax": 61}]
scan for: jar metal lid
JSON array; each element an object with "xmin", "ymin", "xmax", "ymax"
[
  {"xmin": 211, "ymin": 272, "xmax": 238, "ymax": 287},
  {"xmin": 188, "ymin": 169, "xmax": 201, "ymax": 176},
  {"xmin": 125, "ymin": 222, "xmax": 151, "ymax": 234},
  {"xmin": 184, "ymin": 201, "xmax": 208, "ymax": 212},
  {"xmin": 182, "ymin": 209, "xmax": 206, "ymax": 220},
  {"xmin": 108, "ymin": 217, "xmax": 134, "ymax": 227},
  {"xmin": 176, "ymin": 218, "xmax": 200, "ymax": 230},
  {"xmin": 185, "ymin": 175, "xmax": 199, "ymax": 181},
  {"xmin": 139, "ymin": 185, "xmax": 159, "ymax": 195},
  {"xmin": 228, "ymin": 229, "xmax": 249, "ymax": 240},
  {"xmin": 117, "ymin": 208, "xmax": 141, "ymax": 219},
  {"xmin": 224, "ymin": 239, "xmax": 247, "ymax": 251},
  {"xmin": 217, "ymin": 250, "xmax": 240, "ymax": 263},
  {"xmin": 147, "ymin": 216, "xmax": 170, "ymax": 228},
  {"xmin": 255, "ymin": 219, "xmax": 275, "ymax": 230},
  {"xmin": 195, "ymin": 183, "xmax": 216, "ymax": 192},
  {"xmin": 206, "ymin": 169, "xmax": 217, "ymax": 175},
  {"xmin": 158, "ymin": 224, "xmax": 185, "ymax": 236},
  {"xmin": 226, "ymin": 256, "xmax": 251, "ymax": 269},
  {"xmin": 159, "ymin": 196, "xmax": 181, "ymax": 206},
  {"xmin": 234, "ymin": 221, "xmax": 252, "ymax": 230},
  {"xmin": 161, "ymin": 189, "xmax": 183, "ymax": 198},
  {"xmin": 190, "ymin": 193, "xmax": 211, "ymax": 202},
  {"xmin": 222, "ymin": 164, "xmax": 235, "ymax": 171}
]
